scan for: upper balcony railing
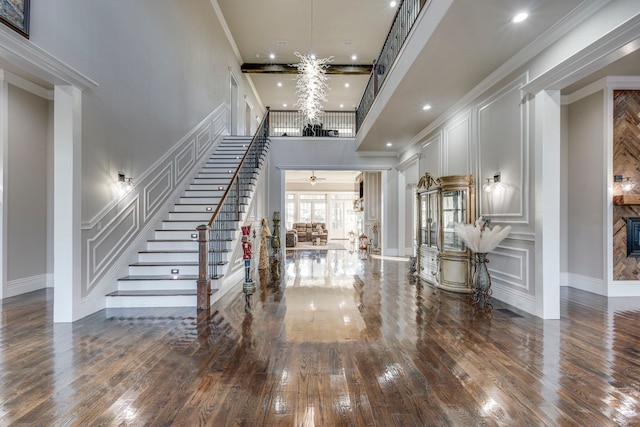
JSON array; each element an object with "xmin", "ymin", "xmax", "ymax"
[
  {"xmin": 269, "ymin": 110, "xmax": 356, "ymax": 138},
  {"xmin": 356, "ymin": 0, "xmax": 424, "ymax": 132}
]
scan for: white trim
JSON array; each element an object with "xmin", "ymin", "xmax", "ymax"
[
  {"xmin": 395, "ymin": 153, "xmax": 420, "ymax": 171},
  {"xmin": 522, "ymin": 14, "xmax": 640, "ymax": 95},
  {"xmin": 491, "ymin": 283, "xmax": 536, "ymax": 316},
  {"xmin": 609, "ymin": 282, "xmax": 640, "ymax": 297},
  {"xmin": 562, "ymin": 77, "xmax": 607, "ymax": 105},
  {"xmin": 0, "ymin": 25, "xmax": 98, "ymax": 90},
  {"xmin": 566, "ymin": 272, "xmax": 606, "ymax": 295},
  {"xmin": 0, "ymin": 70, "xmax": 52, "ymax": 99},
  {"xmin": 5, "ymin": 274, "xmax": 47, "ymax": 298}
]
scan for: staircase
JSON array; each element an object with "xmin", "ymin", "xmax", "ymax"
[{"xmin": 106, "ymin": 136, "xmax": 262, "ymax": 308}]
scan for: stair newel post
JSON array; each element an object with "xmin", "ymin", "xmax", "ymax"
[{"xmin": 197, "ymin": 224, "xmax": 210, "ymax": 310}]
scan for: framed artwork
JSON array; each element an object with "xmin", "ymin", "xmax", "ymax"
[{"xmin": 0, "ymin": 0, "xmax": 30, "ymax": 38}]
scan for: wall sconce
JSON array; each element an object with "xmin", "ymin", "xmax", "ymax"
[
  {"xmin": 117, "ymin": 172, "xmax": 134, "ymax": 199},
  {"xmin": 615, "ymin": 175, "xmax": 636, "ymax": 192},
  {"xmin": 483, "ymin": 172, "xmax": 501, "ymax": 193},
  {"xmin": 118, "ymin": 172, "xmax": 134, "ymax": 189},
  {"xmin": 309, "ymin": 172, "xmax": 317, "ymax": 186}
]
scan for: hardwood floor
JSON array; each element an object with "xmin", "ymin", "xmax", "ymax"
[{"xmin": 1, "ymin": 249, "xmax": 640, "ymax": 426}]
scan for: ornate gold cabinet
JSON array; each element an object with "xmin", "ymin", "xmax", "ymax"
[{"xmin": 416, "ymin": 174, "xmax": 476, "ymax": 293}]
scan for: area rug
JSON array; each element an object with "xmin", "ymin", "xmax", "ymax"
[{"xmin": 286, "ymin": 241, "xmax": 346, "ymax": 251}]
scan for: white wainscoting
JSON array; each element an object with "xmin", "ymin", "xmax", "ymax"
[
  {"xmin": 488, "ymin": 244, "xmax": 530, "ymax": 293},
  {"xmin": 79, "ymin": 105, "xmax": 228, "ymax": 316}
]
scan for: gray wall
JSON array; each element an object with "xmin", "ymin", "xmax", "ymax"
[
  {"xmin": 566, "ymin": 90, "xmax": 605, "ymax": 280},
  {"xmin": 30, "ymin": 0, "xmax": 261, "ymax": 222},
  {"xmin": 7, "ymin": 85, "xmax": 50, "ymax": 282}
]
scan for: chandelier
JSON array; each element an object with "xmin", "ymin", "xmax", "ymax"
[
  {"xmin": 293, "ymin": 0, "xmax": 333, "ymax": 123},
  {"xmin": 293, "ymin": 52, "xmax": 332, "ymax": 123}
]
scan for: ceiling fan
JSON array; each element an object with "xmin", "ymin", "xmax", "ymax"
[{"xmin": 309, "ymin": 171, "xmax": 326, "ymax": 186}]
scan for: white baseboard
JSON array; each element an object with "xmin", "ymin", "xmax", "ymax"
[
  {"xmin": 6, "ymin": 274, "xmax": 47, "ymax": 298},
  {"xmin": 566, "ymin": 272, "xmax": 606, "ymax": 296},
  {"xmin": 490, "ymin": 282, "xmax": 537, "ymax": 316}
]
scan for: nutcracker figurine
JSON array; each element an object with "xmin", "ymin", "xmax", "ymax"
[{"xmin": 241, "ymin": 225, "xmax": 255, "ymax": 311}]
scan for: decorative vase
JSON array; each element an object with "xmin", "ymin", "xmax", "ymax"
[{"xmin": 473, "ymin": 253, "xmax": 491, "ymax": 292}]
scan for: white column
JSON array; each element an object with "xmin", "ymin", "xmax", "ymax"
[
  {"xmin": 53, "ymin": 85, "xmax": 82, "ymax": 322},
  {"xmin": 534, "ymin": 90, "xmax": 561, "ymax": 319},
  {"xmin": 0, "ymin": 77, "xmax": 7, "ymax": 299}
]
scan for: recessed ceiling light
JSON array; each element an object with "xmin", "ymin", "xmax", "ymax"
[
  {"xmin": 351, "ymin": 54, "xmax": 357, "ymax": 61},
  {"xmin": 512, "ymin": 12, "xmax": 528, "ymax": 23},
  {"xmin": 423, "ymin": 104, "xmax": 432, "ymax": 110},
  {"xmin": 386, "ymin": 142, "xmax": 393, "ymax": 147},
  {"xmin": 340, "ymin": 104, "xmax": 344, "ymax": 108},
  {"xmin": 283, "ymin": 103, "xmax": 287, "ymax": 107},
  {"xmin": 277, "ymin": 82, "xmax": 282, "ymax": 87},
  {"xmin": 345, "ymin": 83, "xmax": 350, "ymax": 88},
  {"xmin": 390, "ymin": 1, "xmax": 397, "ymax": 7},
  {"xmin": 269, "ymin": 53, "xmax": 275, "ymax": 59}
]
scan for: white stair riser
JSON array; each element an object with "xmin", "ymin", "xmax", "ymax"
[
  {"xmin": 129, "ymin": 264, "xmax": 200, "ymax": 276},
  {"xmin": 129, "ymin": 264, "xmax": 228, "ymax": 276},
  {"xmin": 178, "ymin": 197, "xmax": 221, "ymax": 205},
  {"xmin": 117, "ymin": 279, "xmax": 196, "ymax": 291},
  {"xmin": 106, "ymin": 295, "xmax": 197, "ymax": 308},
  {"xmin": 192, "ymin": 178, "xmax": 234, "ymax": 184},
  {"xmin": 172, "ymin": 204, "xmax": 217, "ymax": 212},
  {"xmin": 147, "ymin": 240, "xmax": 235, "ymax": 251},
  {"xmin": 148, "ymin": 240, "xmax": 198, "ymax": 250},
  {"xmin": 154, "ymin": 229, "xmax": 238, "ymax": 240},
  {"xmin": 189, "ymin": 184, "xmax": 232, "ymax": 191},
  {"xmin": 183, "ymin": 190, "xmax": 225, "ymax": 198},
  {"xmin": 168, "ymin": 212, "xmax": 213, "ymax": 221},
  {"xmin": 162, "ymin": 220, "xmax": 208, "ymax": 230},
  {"xmin": 155, "ymin": 230, "xmax": 201, "ymax": 239},
  {"xmin": 138, "ymin": 252, "xmax": 198, "ymax": 263}
]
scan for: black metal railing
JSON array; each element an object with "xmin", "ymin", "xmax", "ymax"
[
  {"xmin": 269, "ymin": 110, "xmax": 356, "ymax": 138},
  {"xmin": 356, "ymin": 0, "xmax": 424, "ymax": 131},
  {"xmin": 197, "ymin": 109, "xmax": 270, "ymax": 310}
]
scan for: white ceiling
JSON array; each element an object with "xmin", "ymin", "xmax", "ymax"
[{"xmin": 216, "ymin": 0, "xmax": 640, "ymax": 153}]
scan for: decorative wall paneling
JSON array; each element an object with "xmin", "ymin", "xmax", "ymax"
[
  {"xmin": 419, "ymin": 133, "xmax": 441, "ymax": 178},
  {"xmin": 81, "ymin": 106, "xmax": 227, "ymax": 307},
  {"xmin": 443, "ymin": 112, "xmax": 470, "ymax": 176},
  {"xmin": 477, "ymin": 74, "xmax": 529, "ymax": 224},
  {"xmin": 417, "ymin": 74, "xmax": 533, "ymax": 304}
]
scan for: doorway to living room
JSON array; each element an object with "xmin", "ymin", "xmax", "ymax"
[{"xmin": 284, "ymin": 171, "xmax": 363, "ymax": 244}]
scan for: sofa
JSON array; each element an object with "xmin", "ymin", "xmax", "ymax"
[{"xmin": 289, "ymin": 222, "xmax": 328, "ymax": 244}]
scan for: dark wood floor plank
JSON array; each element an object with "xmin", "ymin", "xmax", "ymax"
[{"xmin": 1, "ymin": 250, "xmax": 640, "ymax": 425}]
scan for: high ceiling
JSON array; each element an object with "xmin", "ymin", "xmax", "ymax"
[{"xmin": 216, "ymin": 0, "xmax": 636, "ymax": 152}]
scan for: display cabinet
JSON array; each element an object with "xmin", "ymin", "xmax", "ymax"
[{"xmin": 416, "ymin": 173, "xmax": 476, "ymax": 292}]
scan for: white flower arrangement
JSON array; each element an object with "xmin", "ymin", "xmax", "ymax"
[{"xmin": 454, "ymin": 216, "xmax": 511, "ymax": 253}]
